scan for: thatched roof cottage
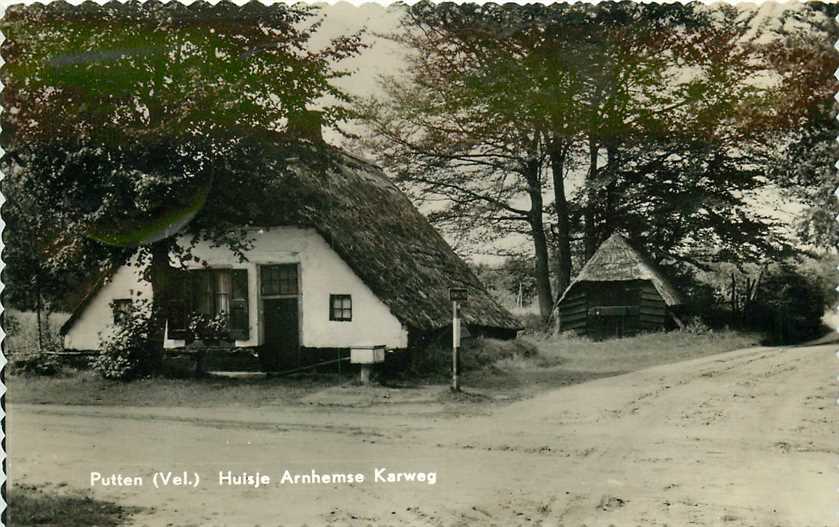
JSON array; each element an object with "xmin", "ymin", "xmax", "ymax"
[
  {"xmin": 555, "ymin": 233, "xmax": 683, "ymax": 339},
  {"xmin": 61, "ymin": 123, "xmax": 520, "ymax": 371}
]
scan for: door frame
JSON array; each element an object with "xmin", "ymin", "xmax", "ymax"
[{"xmin": 258, "ymin": 263, "xmax": 303, "ymax": 368}]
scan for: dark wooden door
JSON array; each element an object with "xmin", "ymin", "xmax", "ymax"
[
  {"xmin": 586, "ymin": 282, "xmax": 642, "ymax": 340},
  {"xmin": 262, "ymin": 298, "xmax": 299, "ymax": 371}
]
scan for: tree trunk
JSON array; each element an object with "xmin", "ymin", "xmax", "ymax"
[
  {"xmin": 524, "ymin": 159, "xmax": 554, "ymax": 322},
  {"xmin": 147, "ymin": 240, "xmax": 172, "ymax": 374},
  {"xmin": 603, "ymin": 144, "xmax": 620, "ymax": 238},
  {"xmin": 550, "ymin": 146, "xmax": 572, "ymax": 298},
  {"xmin": 584, "ymin": 138, "xmax": 599, "ymax": 260}
]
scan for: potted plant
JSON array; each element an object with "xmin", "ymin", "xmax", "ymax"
[
  {"xmin": 185, "ymin": 312, "xmax": 233, "ymax": 376},
  {"xmin": 187, "ymin": 312, "xmax": 233, "ymax": 347}
]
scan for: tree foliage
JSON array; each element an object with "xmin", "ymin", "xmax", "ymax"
[
  {"xmin": 763, "ymin": 3, "xmax": 839, "ymax": 250},
  {"xmin": 2, "ymin": 1, "xmax": 364, "ymax": 243},
  {"xmin": 1, "ymin": 1, "xmax": 365, "ymax": 360},
  {"xmin": 357, "ymin": 2, "xmax": 836, "ymax": 320}
]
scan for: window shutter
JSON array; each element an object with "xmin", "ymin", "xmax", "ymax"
[
  {"xmin": 230, "ymin": 269, "xmax": 250, "ymax": 340},
  {"xmin": 192, "ymin": 270, "xmax": 214, "ymax": 315},
  {"xmin": 167, "ymin": 270, "xmax": 190, "ymax": 340}
]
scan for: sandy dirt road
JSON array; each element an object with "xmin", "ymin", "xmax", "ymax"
[{"xmin": 8, "ymin": 343, "xmax": 837, "ymax": 526}]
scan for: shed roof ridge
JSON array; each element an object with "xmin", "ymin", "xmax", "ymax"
[{"xmin": 555, "ymin": 233, "xmax": 683, "ymax": 307}]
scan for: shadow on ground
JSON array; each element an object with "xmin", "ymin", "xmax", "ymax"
[{"xmin": 7, "ymin": 483, "xmax": 143, "ymax": 526}]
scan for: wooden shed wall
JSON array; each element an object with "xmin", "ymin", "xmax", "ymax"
[
  {"xmin": 557, "ymin": 280, "xmax": 671, "ymax": 338},
  {"xmin": 639, "ymin": 281, "xmax": 668, "ymax": 330},
  {"xmin": 557, "ymin": 289, "xmax": 588, "ymax": 335}
]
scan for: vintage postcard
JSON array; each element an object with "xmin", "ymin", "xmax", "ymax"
[{"xmin": 1, "ymin": 1, "xmax": 837, "ymax": 526}]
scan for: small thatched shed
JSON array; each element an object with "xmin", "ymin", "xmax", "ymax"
[{"xmin": 555, "ymin": 234, "xmax": 683, "ymax": 339}]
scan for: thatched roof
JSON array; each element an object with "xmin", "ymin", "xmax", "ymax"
[
  {"xmin": 61, "ymin": 135, "xmax": 520, "ymax": 335},
  {"xmin": 208, "ymin": 134, "xmax": 522, "ymax": 332},
  {"xmin": 557, "ymin": 233, "xmax": 683, "ymax": 306}
]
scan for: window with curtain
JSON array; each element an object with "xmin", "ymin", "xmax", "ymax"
[
  {"xmin": 329, "ymin": 294, "xmax": 352, "ymax": 321},
  {"xmin": 167, "ymin": 268, "xmax": 249, "ymax": 340}
]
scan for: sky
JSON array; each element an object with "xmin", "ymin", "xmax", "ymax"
[{"xmin": 307, "ymin": 3, "xmax": 407, "ymax": 111}]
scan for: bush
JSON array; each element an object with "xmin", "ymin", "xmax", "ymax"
[
  {"xmin": 8, "ymin": 353, "xmax": 62, "ymax": 376},
  {"xmin": 91, "ymin": 299, "xmax": 155, "ymax": 380},
  {"xmin": 4, "ymin": 311, "xmax": 21, "ymax": 336},
  {"xmin": 797, "ymin": 255, "xmax": 839, "ymax": 309},
  {"xmin": 461, "ymin": 337, "xmax": 539, "ymax": 370},
  {"xmin": 517, "ymin": 313, "xmax": 551, "ymax": 335},
  {"xmin": 748, "ymin": 265, "xmax": 826, "ymax": 344},
  {"xmin": 395, "ymin": 334, "xmax": 538, "ymax": 380},
  {"xmin": 681, "ymin": 281, "xmax": 729, "ymax": 328},
  {"xmin": 681, "ymin": 316, "xmax": 713, "ymax": 336}
]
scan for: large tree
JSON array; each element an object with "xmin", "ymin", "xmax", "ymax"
[
  {"xmin": 358, "ymin": 2, "xmax": 714, "ymax": 318},
  {"xmin": 762, "ymin": 3, "xmax": 839, "ymax": 251},
  {"xmin": 356, "ymin": 4, "xmax": 555, "ymax": 317},
  {"xmin": 583, "ymin": 4, "xmax": 836, "ymax": 267},
  {"xmin": 2, "ymin": 1, "xmax": 364, "ymax": 364},
  {"xmin": 358, "ymin": 2, "xmax": 834, "ymax": 319}
]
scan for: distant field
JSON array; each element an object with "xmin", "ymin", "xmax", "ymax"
[{"xmin": 5, "ymin": 309, "xmax": 70, "ymax": 355}]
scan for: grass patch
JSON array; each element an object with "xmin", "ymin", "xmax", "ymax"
[
  {"xmin": 7, "ymin": 369, "xmax": 351, "ymax": 407},
  {"xmin": 522, "ymin": 329, "xmax": 759, "ymax": 372},
  {"xmin": 6, "ymin": 328, "xmax": 760, "ymax": 409},
  {"xmin": 463, "ymin": 329, "xmax": 760, "ymax": 395},
  {"xmin": 8, "ymin": 484, "xmax": 139, "ymax": 526}
]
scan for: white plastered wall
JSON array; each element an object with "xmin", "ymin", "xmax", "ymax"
[
  {"xmin": 63, "ymin": 227, "xmax": 409, "ymax": 351},
  {"xmin": 62, "ymin": 264, "xmax": 152, "ymax": 351}
]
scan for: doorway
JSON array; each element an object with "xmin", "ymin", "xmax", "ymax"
[
  {"xmin": 259, "ymin": 264, "xmax": 301, "ymax": 371},
  {"xmin": 262, "ymin": 297, "xmax": 300, "ymax": 371}
]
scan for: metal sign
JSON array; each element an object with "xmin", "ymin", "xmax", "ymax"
[{"xmin": 449, "ymin": 287, "xmax": 468, "ymax": 303}]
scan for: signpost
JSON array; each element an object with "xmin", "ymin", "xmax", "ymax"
[{"xmin": 449, "ymin": 287, "xmax": 468, "ymax": 392}]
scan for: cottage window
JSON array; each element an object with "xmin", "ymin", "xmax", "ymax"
[
  {"xmin": 167, "ymin": 268, "xmax": 249, "ymax": 340},
  {"xmin": 261, "ymin": 264, "xmax": 298, "ymax": 296},
  {"xmin": 229, "ymin": 270, "xmax": 249, "ymax": 336},
  {"xmin": 111, "ymin": 299, "xmax": 132, "ymax": 325},
  {"xmin": 329, "ymin": 294, "xmax": 352, "ymax": 321}
]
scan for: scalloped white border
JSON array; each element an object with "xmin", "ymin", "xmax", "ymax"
[
  {"xmin": 0, "ymin": 0, "xmax": 801, "ymax": 8},
  {"xmin": 0, "ymin": 2, "xmax": 834, "ymax": 526},
  {"xmin": 1, "ymin": 4, "xmax": 7, "ymax": 521}
]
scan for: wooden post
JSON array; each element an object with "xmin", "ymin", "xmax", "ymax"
[
  {"xmin": 448, "ymin": 287, "xmax": 467, "ymax": 392},
  {"xmin": 360, "ymin": 364, "xmax": 371, "ymax": 385},
  {"xmin": 730, "ymin": 274, "xmax": 738, "ymax": 327},
  {"xmin": 452, "ymin": 300, "xmax": 460, "ymax": 392}
]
